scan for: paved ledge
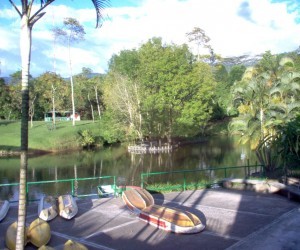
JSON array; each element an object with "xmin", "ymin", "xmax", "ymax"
[{"xmin": 0, "ymin": 188, "xmax": 299, "ymax": 249}]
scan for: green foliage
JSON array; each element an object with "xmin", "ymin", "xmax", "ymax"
[
  {"xmin": 230, "ymin": 51, "xmax": 300, "ymax": 171},
  {"xmin": 34, "ymin": 72, "xmax": 69, "ymax": 119},
  {"xmin": 77, "ymin": 129, "xmax": 96, "ymax": 148},
  {"xmin": 275, "ymin": 116, "xmax": 300, "ymax": 169},
  {"xmin": 146, "ymin": 181, "xmax": 208, "ymax": 193}
]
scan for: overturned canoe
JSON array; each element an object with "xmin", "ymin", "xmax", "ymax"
[
  {"xmin": 27, "ymin": 218, "xmax": 51, "ymax": 247},
  {"xmin": 122, "ymin": 188, "xmax": 205, "ymax": 234},
  {"xmin": 140, "ymin": 204, "xmax": 205, "ymax": 234},
  {"xmin": 122, "ymin": 188, "xmax": 154, "ymax": 213},
  {"xmin": 38, "ymin": 195, "xmax": 58, "ymax": 221},
  {"xmin": 5, "ymin": 221, "xmax": 28, "ymax": 250},
  {"xmin": 97, "ymin": 185, "xmax": 116, "ymax": 197},
  {"xmin": 6, "ymin": 218, "xmax": 51, "ymax": 249},
  {"xmin": 0, "ymin": 200, "xmax": 10, "ymax": 222},
  {"xmin": 58, "ymin": 194, "xmax": 78, "ymax": 220},
  {"xmin": 38, "ymin": 246, "xmax": 56, "ymax": 250},
  {"xmin": 64, "ymin": 240, "xmax": 88, "ymax": 250}
]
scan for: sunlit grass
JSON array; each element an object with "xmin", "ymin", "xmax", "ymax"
[{"xmin": 0, "ymin": 120, "xmax": 101, "ymax": 152}]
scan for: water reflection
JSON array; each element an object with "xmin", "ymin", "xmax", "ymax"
[{"xmin": 0, "ymin": 136, "xmax": 256, "ymax": 200}]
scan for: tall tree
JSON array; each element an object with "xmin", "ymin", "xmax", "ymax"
[
  {"xmin": 7, "ymin": 1, "xmax": 109, "ymax": 248},
  {"xmin": 53, "ymin": 17, "xmax": 85, "ymax": 126},
  {"xmin": 186, "ymin": 27, "xmax": 214, "ymax": 63},
  {"xmin": 229, "ymin": 52, "xmax": 300, "ymax": 172}
]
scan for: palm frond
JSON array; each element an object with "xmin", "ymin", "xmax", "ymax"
[{"xmin": 91, "ymin": 0, "xmax": 110, "ymax": 28}]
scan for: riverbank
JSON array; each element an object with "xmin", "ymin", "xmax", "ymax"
[
  {"xmin": 0, "ymin": 120, "xmax": 103, "ymax": 156},
  {"xmin": 0, "ymin": 118, "xmax": 232, "ymax": 157}
]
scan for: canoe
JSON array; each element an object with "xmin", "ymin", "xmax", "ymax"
[
  {"xmin": 64, "ymin": 240, "xmax": 88, "ymax": 250},
  {"xmin": 0, "ymin": 200, "xmax": 10, "ymax": 222},
  {"xmin": 97, "ymin": 185, "xmax": 117, "ymax": 197},
  {"xmin": 38, "ymin": 195, "xmax": 58, "ymax": 221},
  {"xmin": 139, "ymin": 204, "xmax": 205, "ymax": 234},
  {"xmin": 6, "ymin": 218, "xmax": 51, "ymax": 249},
  {"xmin": 122, "ymin": 188, "xmax": 204, "ymax": 234},
  {"xmin": 58, "ymin": 194, "xmax": 78, "ymax": 220},
  {"xmin": 5, "ymin": 221, "xmax": 28, "ymax": 250},
  {"xmin": 38, "ymin": 246, "xmax": 56, "ymax": 250},
  {"xmin": 122, "ymin": 188, "xmax": 154, "ymax": 213},
  {"xmin": 27, "ymin": 218, "xmax": 51, "ymax": 247}
]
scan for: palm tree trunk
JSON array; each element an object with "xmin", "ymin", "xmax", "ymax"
[{"xmin": 16, "ymin": 14, "xmax": 31, "ymax": 249}]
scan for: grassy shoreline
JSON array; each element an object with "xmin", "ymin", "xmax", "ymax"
[
  {"xmin": 0, "ymin": 118, "xmax": 232, "ymax": 156},
  {"xmin": 0, "ymin": 120, "xmax": 103, "ymax": 155}
]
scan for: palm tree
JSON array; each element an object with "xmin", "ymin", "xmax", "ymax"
[
  {"xmin": 230, "ymin": 53, "xmax": 300, "ymax": 173},
  {"xmin": 7, "ymin": 1, "xmax": 109, "ymax": 248}
]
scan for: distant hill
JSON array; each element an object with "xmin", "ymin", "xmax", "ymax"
[
  {"xmin": 1, "ymin": 72, "xmax": 104, "ymax": 85},
  {"xmin": 2, "ymin": 77, "xmax": 11, "ymax": 84}
]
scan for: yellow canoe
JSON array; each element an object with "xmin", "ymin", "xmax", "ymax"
[
  {"xmin": 64, "ymin": 240, "xmax": 88, "ymax": 250},
  {"xmin": 27, "ymin": 218, "xmax": 51, "ymax": 247},
  {"xmin": 140, "ymin": 204, "xmax": 205, "ymax": 234},
  {"xmin": 122, "ymin": 188, "xmax": 154, "ymax": 213},
  {"xmin": 6, "ymin": 218, "xmax": 51, "ymax": 249},
  {"xmin": 5, "ymin": 221, "xmax": 28, "ymax": 250},
  {"xmin": 122, "ymin": 188, "xmax": 205, "ymax": 234}
]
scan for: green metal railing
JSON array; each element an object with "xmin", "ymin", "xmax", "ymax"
[
  {"xmin": 141, "ymin": 164, "xmax": 265, "ymax": 192},
  {"xmin": 0, "ymin": 175, "xmax": 116, "ymax": 202}
]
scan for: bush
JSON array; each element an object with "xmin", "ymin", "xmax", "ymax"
[{"xmin": 78, "ymin": 129, "xmax": 96, "ymax": 149}]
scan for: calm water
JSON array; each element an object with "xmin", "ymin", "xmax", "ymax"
[{"xmin": 0, "ymin": 136, "xmax": 256, "ymax": 201}]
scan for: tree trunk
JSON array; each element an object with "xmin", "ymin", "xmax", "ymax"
[
  {"xmin": 94, "ymin": 85, "xmax": 101, "ymax": 119},
  {"xmin": 16, "ymin": 14, "xmax": 31, "ymax": 249},
  {"xmin": 52, "ymin": 84, "xmax": 56, "ymax": 125},
  {"xmin": 88, "ymin": 92, "xmax": 95, "ymax": 122},
  {"xmin": 68, "ymin": 37, "xmax": 76, "ymax": 126},
  {"xmin": 29, "ymin": 95, "xmax": 36, "ymax": 128}
]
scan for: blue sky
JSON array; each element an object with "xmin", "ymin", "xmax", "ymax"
[{"xmin": 0, "ymin": 0, "xmax": 300, "ymax": 77}]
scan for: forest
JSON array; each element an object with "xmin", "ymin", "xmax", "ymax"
[{"xmin": 1, "ymin": 37, "xmax": 300, "ymax": 173}]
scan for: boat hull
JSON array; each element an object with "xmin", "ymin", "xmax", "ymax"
[
  {"xmin": 122, "ymin": 188, "xmax": 205, "ymax": 234},
  {"xmin": 58, "ymin": 195, "xmax": 78, "ymax": 220},
  {"xmin": 27, "ymin": 218, "xmax": 51, "ymax": 247},
  {"xmin": 64, "ymin": 240, "xmax": 88, "ymax": 250},
  {"xmin": 0, "ymin": 200, "xmax": 10, "ymax": 222},
  {"xmin": 139, "ymin": 205, "xmax": 205, "ymax": 234},
  {"xmin": 38, "ymin": 195, "xmax": 58, "ymax": 221},
  {"xmin": 122, "ymin": 188, "xmax": 154, "ymax": 213}
]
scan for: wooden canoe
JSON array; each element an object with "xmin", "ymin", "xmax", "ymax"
[
  {"xmin": 58, "ymin": 194, "xmax": 78, "ymax": 220},
  {"xmin": 64, "ymin": 240, "xmax": 88, "ymax": 250},
  {"xmin": 27, "ymin": 218, "xmax": 51, "ymax": 247},
  {"xmin": 38, "ymin": 195, "xmax": 58, "ymax": 221},
  {"xmin": 6, "ymin": 219, "xmax": 51, "ymax": 249},
  {"xmin": 139, "ymin": 204, "xmax": 205, "ymax": 234},
  {"xmin": 38, "ymin": 246, "xmax": 56, "ymax": 250},
  {"xmin": 122, "ymin": 188, "xmax": 204, "ymax": 234},
  {"xmin": 122, "ymin": 188, "xmax": 154, "ymax": 213},
  {"xmin": 5, "ymin": 221, "xmax": 28, "ymax": 250},
  {"xmin": 0, "ymin": 200, "xmax": 10, "ymax": 222}
]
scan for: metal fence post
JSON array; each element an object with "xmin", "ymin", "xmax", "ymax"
[
  {"xmin": 71, "ymin": 180, "xmax": 74, "ymax": 196},
  {"xmin": 141, "ymin": 174, "xmax": 144, "ymax": 189}
]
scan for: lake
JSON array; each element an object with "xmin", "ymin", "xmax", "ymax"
[{"xmin": 0, "ymin": 136, "xmax": 257, "ymax": 201}]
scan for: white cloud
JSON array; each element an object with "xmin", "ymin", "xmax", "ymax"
[{"xmin": 0, "ymin": 0, "xmax": 299, "ymax": 77}]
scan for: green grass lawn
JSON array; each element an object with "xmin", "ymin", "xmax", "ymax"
[{"xmin": 0, "ymin": 120, "xmax": 101, "ymax": 152}]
